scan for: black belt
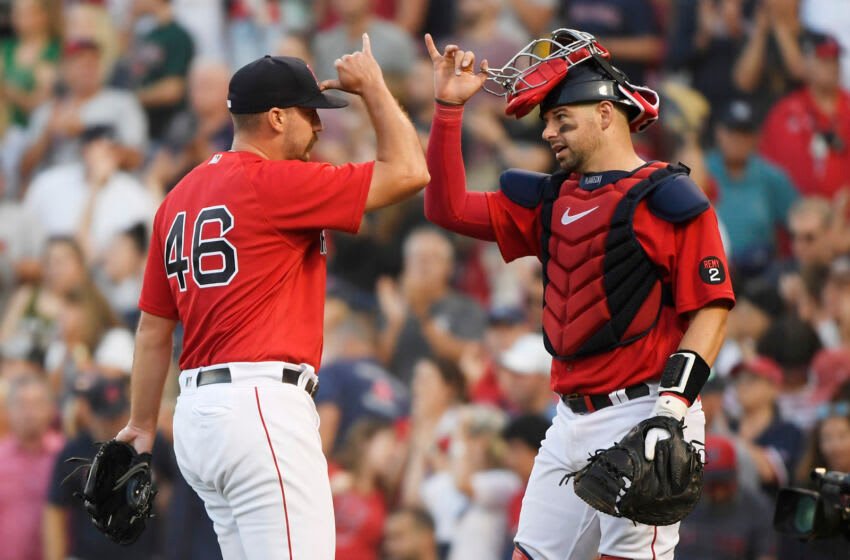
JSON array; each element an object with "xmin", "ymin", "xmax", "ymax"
[
  {"xmin": 196, "ymin": 366, "xmax": 318, "ymax": 397},
  {"xmin": 560, "ymin": 383, "xmax": 650, "ymax": 414}
]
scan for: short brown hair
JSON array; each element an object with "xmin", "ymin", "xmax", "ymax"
[{"xmin": 231, "ymin": 112, "xmax": 265, "ymax": 133}]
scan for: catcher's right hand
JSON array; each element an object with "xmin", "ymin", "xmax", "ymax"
[
  {"xmin": 424, "ymin": 33, "xmax": 489, "ymax": 106},
  {"xmin": 65, "ymin": 439, "xmax": 157, "ymax": 545}
]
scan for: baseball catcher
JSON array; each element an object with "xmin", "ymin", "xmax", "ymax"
[{"xmin": 423, "ymin": 27, "xmax": 733, "ymax": 560}]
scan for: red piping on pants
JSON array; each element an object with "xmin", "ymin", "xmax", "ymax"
[
  {"xmin": 651, "ymin": 525, "xmax": 658, "ymax": 559},
  {"xmin": 255, "ymin": 387, "xmax": 294, "ymax": 559}
]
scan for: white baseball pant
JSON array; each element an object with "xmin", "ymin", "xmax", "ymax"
[
  {"xmin": 514, "ymin": 386, "xmax": 705, "ymax": 560},
  {"xmin": 173, "ymin": 361, "xmax": 333, "ymax": 560}
]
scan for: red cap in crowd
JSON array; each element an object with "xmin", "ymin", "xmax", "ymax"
[
  {"xmin": 804, "ymin": 31, "xmax": 842, "ymax": 59},
  {"xmin": 730, "ymin": 356, "xmax": 784, "ymax": 386},
  {"xmin": 703, "ymin": 434, "xmax": 737, "ymax": 482},
  {"xmin": 63, "ymin": 38, "xmax": 100, "ymax": 57}
]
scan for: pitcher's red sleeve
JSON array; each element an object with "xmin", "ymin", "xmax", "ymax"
[{"xmin": 424, "ymin": 103, "xmax": 496, "ymax": 241}]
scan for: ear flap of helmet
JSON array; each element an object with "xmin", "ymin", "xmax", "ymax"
[
  {"xmin": 505, "ymin": 58, "xmax": 568, "ymax": 118},
  {"xmin": 618, "ymin": 83, "xmax": 660, "ymax": 132}
]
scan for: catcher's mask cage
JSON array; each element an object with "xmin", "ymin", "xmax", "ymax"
[{"xmin": 484, "ymin": 28, "xmax": 659, "ymax": 132}]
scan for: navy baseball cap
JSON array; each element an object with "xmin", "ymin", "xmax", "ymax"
[
  {"xmin": 718, "ymin": 99, "xmax": 758, "ymax": 132},
  {"xmin": 75, "ymin": 375, "xmax": 130, "ymax": 419},
  {"xmin": 227, "ymin": 55, "xmax": 348, "ymax": 114},
  {"xmin": 80, "ymin": 124, "xmax": 116, "ymax": 144},
  {"xmin": 487, "ymin": 305, "xmax": 526, "ymax": 326}
]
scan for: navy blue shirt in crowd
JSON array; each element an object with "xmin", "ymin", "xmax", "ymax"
[
  {"xmin": 315, "ymin": 358, "xmax": 410, "ymax": 452},
  {"xmin": 755, "ymin": 417, "xmax": 804, "ymax": 492},
  {"xmin": 666, "ymin": 0, "xmax": 756, "ymax": 117},
  {"xmin": 565, "ymin": 0, "xmax": 659, "ymax": 85},
  {"xmin": 678, "ymin": 487, "xmax": 776, "ymax": 559},
  {"xmin": 732, "ymin": 412, "xmax": 804, "ymax": 493},
  {"xmin": 778, "ymin": 533, "xmax": 850, "ymax": 559}
]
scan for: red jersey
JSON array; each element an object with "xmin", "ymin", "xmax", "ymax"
[
  {"xmin": 333, "ymin": 489, "xmax": 386, "ymax": 560},
  {"xmin": 139, "ymin": 151, "xmax": 373, "ymax": 370},
  {"xmin": 759, "ymin": 88, "xmax": 850, "ymax": 199},
  {"xmin": 507, "ymin": 485, "xmax": 524, "ymax": 538},
  {"xmin": 485, "ymin": 188, "xmax": 734, "ymax": 395}
]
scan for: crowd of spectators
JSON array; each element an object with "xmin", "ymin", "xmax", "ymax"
[{"xmin": 0, "ymin": 0, "xmax": 849, "ymax": 559}]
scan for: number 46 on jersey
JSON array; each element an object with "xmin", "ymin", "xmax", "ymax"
[{"xmin": 165, "ymin": 205, "xmax": 239, "ymax": 291}]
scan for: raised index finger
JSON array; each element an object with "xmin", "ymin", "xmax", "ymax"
[
  {"xmin": 362, "ymin": 32, "xmax": 372, "ymax": 55},
  {"xmin": 424, "ymin": 33, "xmax": 440, "ymax": 61}
]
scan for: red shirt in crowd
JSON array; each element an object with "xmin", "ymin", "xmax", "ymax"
[
  {"xmin": 507, "ymin": 484, "xmax": 525, "ymax": 539},
  {"xmin": 469, "ymin": 362, "xmax": 506, "ymax": 406},
  {"xmin": 0, "ymin": 432, "xmax": 64, "ymax": 560},
  {"xmin": 811, "ymin": 348, "xmax": 850, "ymax": 402},
  {"xmin": 317, "ymin": 0, "xmax": 397, "ymax": 29},
  {"xmin": 228, "ymin": 0, "xmax": 279, "ymax": 21},
  {"xmin": 139, "ymin": 151, "xmax": 373, "ymax": 370},
  {"xmin": 759, "ymin": 88, "xmax": 850, "ymax": 199},
  {"xmin": 333, "ymin": 489, "xmax": 387, "ymax": 560}
]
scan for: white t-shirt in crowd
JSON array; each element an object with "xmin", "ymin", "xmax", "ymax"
[
  {"xmin": 448, "ymin": 469, "xmax": 522, "ymax": 560},
  {"xmin": 24, "ymin": 163, "xmax": 155, "ymax": 253},
  {"xmin": 420, "ymin": 470, "xmax": 470, "ymax": 546},
  {"xmin": 0, "ymin": 201, "xmax": 45, "ymax": 302},
  {"xmin": 172, "ymin": 0, "xmax": 227, "ymax": 62}
]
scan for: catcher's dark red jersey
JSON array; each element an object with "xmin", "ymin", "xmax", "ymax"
[
  {"xmin": 486, "ymin": 187, "xmax": 735, "ymax": 395},
  {"xmin": 139, "ymin": 151, "xmax": 373, "ymax": 370}
]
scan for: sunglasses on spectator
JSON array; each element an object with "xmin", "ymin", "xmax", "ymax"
[
  {"xmin": 790, "ymin": 230, "xmax": 819, "ymax": 243},
  {"xmin": 817, "ymin": 401, "xmax": 850, "ymax": 420}
]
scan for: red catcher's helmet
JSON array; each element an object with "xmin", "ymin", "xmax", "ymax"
[{"xmin": 484, "ymin": 29, "xmax": 660, "ymax": 132}]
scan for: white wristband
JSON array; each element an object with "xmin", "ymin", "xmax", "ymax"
[{"xmin": 652, "ymin": 394, "xmax": 689, "ymax": 421}]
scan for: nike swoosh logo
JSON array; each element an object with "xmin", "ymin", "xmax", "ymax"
[{"xmin": 561, "ymin": 206, "xmax": 599, "ymax": 225}]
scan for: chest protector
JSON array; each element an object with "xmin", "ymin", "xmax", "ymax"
[{"xmin": 540, "ymin": 161, "xmax": 687, "ymax": 360}]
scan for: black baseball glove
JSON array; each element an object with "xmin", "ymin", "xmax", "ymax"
[
  {"xmin": 65, "ymin": 439, "xmax": 157, "ymax": 545},
  {"xmin": 570, "ymin": 416, "xmax": 704, "ymax": 526}
]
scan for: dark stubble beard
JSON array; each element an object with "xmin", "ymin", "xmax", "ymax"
[
  {"xmin": 558, "ymin": 132, "xmax": 602, "ymax": 174},
  {"xmin": 557, "ymin": 144, "xmax": 590, "ymax": 175}
]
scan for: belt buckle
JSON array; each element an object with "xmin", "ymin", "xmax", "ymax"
[{"xmin": 564, "ymin": 393, "xmax": 581, "ymax": 400}]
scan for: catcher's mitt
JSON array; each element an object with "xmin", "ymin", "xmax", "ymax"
[
  {"xmin": 65, "ymin": 439, "xmax": 157, "ymax": 545},
  {"xmin": 570, "ymin": 416, "xmax": 703, "ymax": 526}
]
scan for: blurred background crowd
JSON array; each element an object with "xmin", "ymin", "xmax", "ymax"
[{"xmin": 0, "ymin": 0, "xmax": 849, "ymax": 559}]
